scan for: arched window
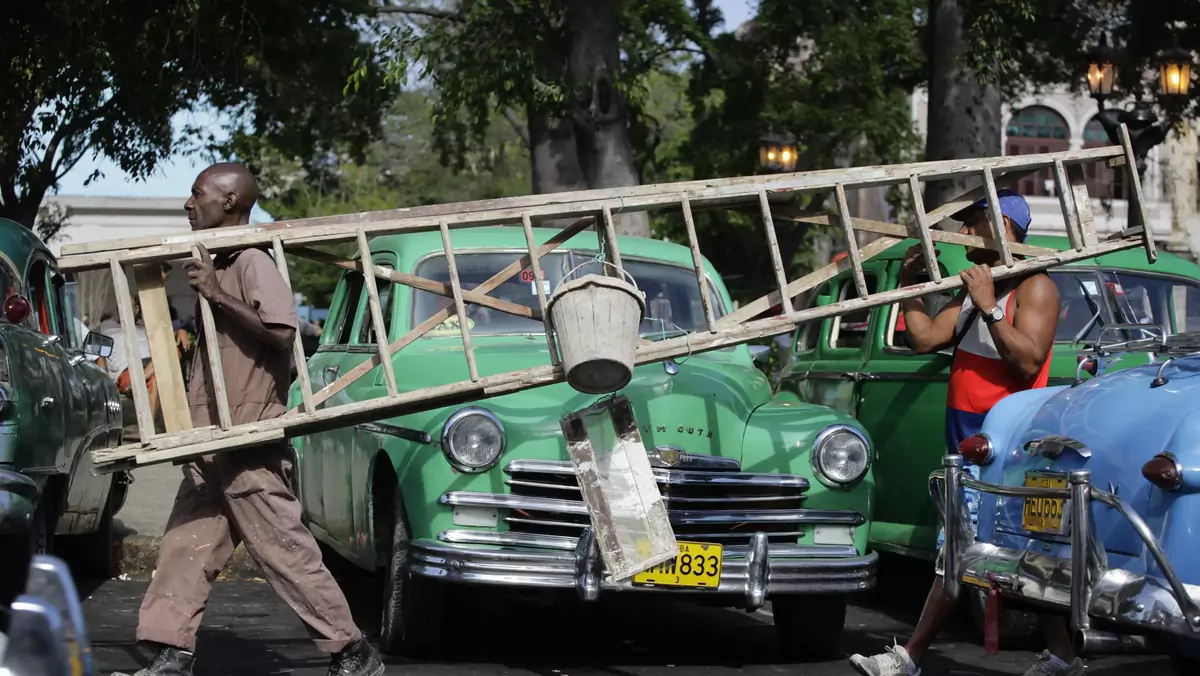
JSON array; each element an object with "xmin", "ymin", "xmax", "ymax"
[
  {"xmin": 1082, "ymin": 117, "xmax": 1126, "ymax": 200},
  {"xmin": 1005, "ymin": 106, "xmax": 1070, "ymax": 197}
]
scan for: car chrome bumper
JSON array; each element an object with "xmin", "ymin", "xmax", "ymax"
[
  {"xmin": 409, "ymin": 528, "xmax": 878, "ymax": 611},
  {"xmin": 932, "ymin": 454, "xmax": 1200, "ymax": 642},
  {"xmin": 0, "ymin": 467, "xmax": 39, "ymax": 534}
]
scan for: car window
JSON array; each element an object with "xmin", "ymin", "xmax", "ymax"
[
  {"xmin": 1110, "ymin": 272, "xmax": 1200, "ymax": 334},
  {"xmin": 885, "ymin": 268, "xmax": 954, "ymax": 350},
  {"xmin": 354, "ymin": 268, "xmax": 396, "ymax": 346},
  {"xmin": 326, "ymin": 271, "xmax": 365, "ymax": 346},
  {"xmin": 1048, "ymin": 270, "xmax": 1112, "ymax": 344},
  {"xmin": 27, "ymin": 259, "xmax": 55, "ymax": 336},
  {"xmin": 829, "ymin": 274, "xmax": 878, "ymax": 350},
  {"xmin": 793, "ymin": 282, "xmax": 830, "ymax": 353}
]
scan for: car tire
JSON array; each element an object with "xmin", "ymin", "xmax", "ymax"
[
  {"xmin": 378, "ymin": 491, "xmax": 445, "ymax": 657},
  {"xmin": 967, "ymin": 587, "xmax": 1042, "ymax": 650},
  {"xmin": 58, "ymin": 481, "xmax": 119, "ymax": 580},
  {"xmin": 771, "ymin": 595, "xmax": 847, "ymax": 660}
]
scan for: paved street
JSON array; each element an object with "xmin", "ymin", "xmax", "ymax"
[{"xmin": 81, "ymin": 570, "xmax": 1173, "ymax": 676}]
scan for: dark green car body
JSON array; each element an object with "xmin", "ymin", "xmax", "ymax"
[{"xmin": 779, "ymin": 234, "xmax": 1200, "ymax": 561}]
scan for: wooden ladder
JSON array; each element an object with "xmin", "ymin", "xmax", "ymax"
[{"xmin": 57, "ymin": 125, "xmax": 1154, "ymax": 471}]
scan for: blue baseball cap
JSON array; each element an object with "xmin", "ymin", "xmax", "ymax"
[{"xmin": 952, "ymin": 188, "xmax": 1032, "ymax": 239}]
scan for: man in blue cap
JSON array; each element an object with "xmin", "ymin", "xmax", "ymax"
[{"xmin": 849, "ymin": 189, "xmax": 1079, "ymax": 676}]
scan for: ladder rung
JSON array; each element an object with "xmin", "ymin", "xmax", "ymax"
[
  {"xmin": 356, "ymin": 229, "xmax": 400, "ymax": 397},
  {"xmin": 191, "ymin": 246, "xmax": 232, "ymax": 430},
  {"xmin": 109, "ymin": 258, "xmax": 157, "ymax": 441},
  {"xmin": 600, "ymin": 206, "xmax": 624, "ymax": 271},
  {"xmin": 1117, "ymin": 124, "xmax": 1156, "ymax": 263},
  {"xmin": 1052, "ymin": 160, "xmax": 1085, "ymax": 251},
  {"xmin": 1066, "ymin": 164, "xmax": 1099, "ymax": 247},
  {"xmin": 439, "ymin": 221, "xmax": 480, "ymax": 382},
  {"xmin": 906, "ymin": 176, "xmax": 942, "ymax": 283},
  {"xmin": 272, "ymin": 236, "xmax": 316, "ymax": 413},
  {"xmin": 757, "ymin": 190, "xmax": 793, "ymax": 315},
  {"xmin": 679, "ymin": 194, "xmax": 718, "ymax": 332},
  {"xmin": 981, "ymin": 168, "xmax": 1015, "ymax": 267},
  {"xmin": 834, "ymin": 184, "xmax": 870, "ymax": 299},
  {"xmin": 522, "ymin": 213, "xmax": 559, "ymax": 365}
]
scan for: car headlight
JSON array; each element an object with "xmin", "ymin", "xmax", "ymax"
[
  {"xmin": 441, "ymin": 407, "xmax": 506, "ymax": 473},
  {"xmin": 812, "ymin": 425, "xmax": 871, "ymax": 488}
]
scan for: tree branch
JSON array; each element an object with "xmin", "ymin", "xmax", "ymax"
[
  {"xmin": 502, "ymin": 107, "xmax": 530, "ymax": 147},
  {"xmin": 377, "ymin": 3, "xmax": 464, "ymax": 21}
]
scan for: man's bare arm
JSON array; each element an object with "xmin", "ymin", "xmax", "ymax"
[
  {"xmin": 902, "ymin": 293, "xmax": 965, "ymax": 354},
  {"xmin": 208, "ymin": 292, "xmax": 296, "ymax": 352},
  {"xmin": 988, "ymin": 275, "xmax": 1060, "ymax": 380}
]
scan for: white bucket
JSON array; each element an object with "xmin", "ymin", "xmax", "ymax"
[{"xmin": 548, "ymin": 263, "xmax": 646, "ymax": 395}]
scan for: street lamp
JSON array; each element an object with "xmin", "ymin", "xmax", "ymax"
[
  {"xmin": 1160, "ymin": 46, "xmax": 1193, "ymax": 97},
  {"xmin": 1086, "ymin": 33, "xmax": 1117, "ymax": 105},
  {"xmin": 759, "ymin": 130, "xmax": 798, "ymax": 173}
]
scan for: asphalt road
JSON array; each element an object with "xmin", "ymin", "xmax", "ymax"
[{"xmin": 81, "ymin": 569, "xmax": 1174, "ymax": 676}]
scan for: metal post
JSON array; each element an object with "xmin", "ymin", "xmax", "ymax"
[
  {"xmin": 1069, "ymin": 469, "xmax": 1092, "ymax": 632},
  {"xmin": 942, "ymin": 454, "xmax": 964, "ymax": 601}
]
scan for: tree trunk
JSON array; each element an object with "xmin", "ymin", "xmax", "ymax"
[
  {"xmin": 923, "ymin": 0, "xmax": 1002, "ymax": 219},
  {"xmin": 0, "ymin": 193, "xmax": 43, "ymax": 229},
  {"xmin": 528, "ymin": 107, "xmax": 590, "ymax": 195},
  {"xmin": 564, "ymin": 0, "xmax": 649, "ymax": 237}
]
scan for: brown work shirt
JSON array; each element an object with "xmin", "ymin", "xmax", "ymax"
[{"xmin": 188, "ymin": 247, "xmax": 298, "ymax": 428}]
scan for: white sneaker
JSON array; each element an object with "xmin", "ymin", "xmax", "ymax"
[{"xmin": 848, "ymin": 640, "xmax": 920, "ymax": 676}]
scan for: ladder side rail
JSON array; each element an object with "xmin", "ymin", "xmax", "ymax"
[
  {"xmin": 303, "ymin": 215, "xmax": 596, "ymax": 409},
  {"xmin": 757, "ymin": 190, "xmax": 794, "ymax": 315},
  {"xmin": 981, "ymin": 168, "xmax": 1015, "ymax": 267},
  {"xmin": 1117, "ymin": 123, "xmax": 1157, "ymax": 263},
  {"xmin": 109, "ymin": 259, "xmax": 158, "ymax": 441},
  {"xmin": 356, "ymin": 229, "xmax": 401, "ymax": 397},
  {"xmin": 815, "ymin": 215, "xmax": 1059, "ymax": 257},
  {"xmin": 834, "ymin": 184, "xmax": 870, "ymax": 299},
  {"xmin": 92, "ymin": 234, "xmax": 1150, "ymax": 470},
  {"xmin": 272, "ymin": 237, "xmax": 316, "ymax": 414},
  {"xmin": 679, "ymin": 194, "xmax": 718, "ymax": 332},
  {"xmin": 133, "ymin": 264, "xmax": 191, "ymax": 434},
  {"xmin": 906, "ymin": 176, "xmax": 942, "ymax": 283},
  {"xmin": 1052, "ymin": 160, "xmax": 1085, "ymax": 250},
  {"xmin": 192, "ymin": 246, "xmax": 233, "ymax": 430},
  {"xmin": 1066, "ymin": 165, "xmax": 1099, "ymax": 247},
  {"xmin": 600, "ymin": 206, "xmax": 624, "ymax": 271},
  {"xmin": 57, "ymin": 147, "xmax": 1129, "ymax": 273},
  {"xmin": 522, "ymin": 214, "xmax": 559, "ymax": 364},
  {"xmin": 290, "ymin": 247, "xmax": 541, "ymax": 321},
  {"xmin": 439, "ymin": 221, "xmax": 480, "ymax": 382}
]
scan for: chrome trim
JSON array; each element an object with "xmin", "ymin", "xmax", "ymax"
[
  {"xmin": 356, "ymin": 421, "xmax": 433, "ymax": 445},
  {"xmin": 1024, "ymin": 435, "xmax": 1093, "ymax": 459},
  {"xmin": 441, "ymin": 406, "xmax": 506, "ymax": 473},
  {"xmin": 502, "ymin": 478, "xmax": 805, "ymax": 504},
  {"xmin": 810, "ymin": 424, "xmax": 871, "ymax": 489},
  {"xmin": 409, "ymin": 529, "xmax": 877, "ymax": 608},
  {"xmin": 504, "ymin": 459, "xmax": 808, "ymax": 488},
  {"xmin": 438, "ymin": 530, "xmax": 579, "ymax": 550},
  {"xmin": 646, "ymin": 446, "xmax": 740, "ymax": 471}
]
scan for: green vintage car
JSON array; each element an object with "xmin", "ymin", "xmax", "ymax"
[
  {"xmin": 779, "ymin": 234, "xmax": 1200, "ymax": 563},
  {"xmin": 0, "ymin": 218, "xmax": 127, "ymax": 605},
  {"xmin": 292, "ymin": 226, "xmax": 878, "ymax": 659}
]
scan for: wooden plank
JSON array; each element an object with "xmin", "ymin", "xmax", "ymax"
[
  {"xmin": 981, "ymin": 167, "xmax": 1015, "ymax": 267},
  {"xmin": 679, "ymin": 194, "xmax": 717, "ymax": 332},
  {"xmin": 439, "ymin": 221, "xmax": 479, "ymax": 382},
  {"xmin": 1117, "ymin": 123, "xmax": 1156, "ymax": 264},
  {"xmin": 905, "ymin": 176, "xmax": 942, "ymax": 282},
  {"xmin": 301, "ymin": 216, "xmax": 597, "ymax": 410},
  {"xmin": 92, "ymin": 234, "xmax": 1148, "ymax": 469},
  {"xmin": 289, "ymin": 246, "xmax": 540, "ymax": 321},
  {"xmin": 834, "ymin": 184, "xmax": 870, "ymax": 298},
  {"xmin": 522, "ymin": 213, "xmax": 559, "ymax": 364},
  {"xmin": 356, "ymin": 229, "xmax": 400, "ymax": 397},
  {"xmin": 110, "ymin": 259, "xmax": 156, "ymax": 441},
  {"xmin": 1052, "ymin": 160, "xmax": 1085, "ymax": 250},
  {"xmin": 717, "ymin": 236, "xmax": 901, "ymax": 328},
  {"xmin": 1067, "ymin": 164, "xmax": 1098, "ymax": 247},
  {"xmin": 757, "ymin": 190, "xmax": 793, "ymax": 315},
  {"xmin": 192, "ymin": 246, "xmax": 232, "ymax": 430},
  {"xmin": 57, "ymin": 147, "xmax": 1128, "ymax": 273},
  {"xmin": 133, "ymin": 264, "xmax": 190, "ymax": 433},
  {"xmin": 600, "ymin": 205, "xmax": 623, "ymax": 271},
  {"xmin": 272, "ymin": 237, "xmax": 315, "ymax": 414},
  {"xmin": 794, "ymin": 214, "xmax": 1058, "ymax": 258}
]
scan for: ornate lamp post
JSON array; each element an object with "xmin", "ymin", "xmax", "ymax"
[{"xmin": 758, "ymin": 129, "xmax": 798, "ymax": 173}]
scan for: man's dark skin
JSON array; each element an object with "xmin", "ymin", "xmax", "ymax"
[
  {"xmin": 182, "ymin": 163, "xmax": 293, "ymax": 350},
  {"xmin": 896, "ymin": 208, "xmax": 1072, "ymax": 665}
]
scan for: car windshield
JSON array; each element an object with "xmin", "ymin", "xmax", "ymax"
[{"xmin": 410, "ymin": 251, "xmax": 727, "ymax": 338}]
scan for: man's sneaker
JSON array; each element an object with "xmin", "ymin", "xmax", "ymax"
[
  {"xmin": 848, "ymin": 640, "xmax": 920, "ymax": 676},
  {"xmin": 1022, "ymin": 650, "xmax": 1085, "ymax": 676},
  {"xmin": 327, "ymin": 636, "xmax": 385, "ymax": 676},
  {"xmin": 110, "ymin": 643, "xmax": 195, "ymax": 676}
]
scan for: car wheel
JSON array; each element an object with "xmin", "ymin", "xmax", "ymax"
[
  {"xmin": 58, "ymin": 481, "xmax": 119, "ymax": 580},
  {"xmin": 379, "ymin": 491, "xmax": 445, "ymax": 657},
  {"xmin": 967, "ymin": 587, "xmax": 1042, "ymax": 650},
  {"xmin": 771, "ymin": 595, "xmax": 847, "ymax": 660}
]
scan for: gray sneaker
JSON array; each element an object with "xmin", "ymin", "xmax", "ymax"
[
  {"xmin": 848, "ymin": 641, "xmax": 919, "ymax": 676},
  {"xmin": 1022, "ymin": 650, "xmax": 1085, "ymax": 676}
]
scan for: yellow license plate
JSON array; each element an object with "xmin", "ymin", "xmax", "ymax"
[
  {"xmin": 1022, "ymin": 472, "xmax": 1069, "ymax": 535},
  {"xmin": 632, "ymin": 541, "xmax": 723, "ymax": 589}
]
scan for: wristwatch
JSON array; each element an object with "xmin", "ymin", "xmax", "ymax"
[{"xmin": 982, "ymin": 305, "xmax": 1005, "ymax": 325}]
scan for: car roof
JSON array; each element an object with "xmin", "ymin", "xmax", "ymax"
[{"xmin": 0, "ymin": 217, "xmax": 56, "ymax": 270}]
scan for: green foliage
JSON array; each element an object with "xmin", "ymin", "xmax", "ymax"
[{"xmin": 0, "ymin": 0, "xmax": 394, "ymax": 226}]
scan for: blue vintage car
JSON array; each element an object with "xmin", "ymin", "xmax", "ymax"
[{"xmin": 932, "ymin": 326, "xmax": 1200, "ymax": 674}]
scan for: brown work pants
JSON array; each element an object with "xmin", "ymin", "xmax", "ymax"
[{"xmin": 136, "ymin": 443, "xmax": 360, "ymax": 653}]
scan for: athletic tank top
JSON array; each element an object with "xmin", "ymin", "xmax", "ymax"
[{"xmin": 946, "ymin": 283, "xmax": 1052, "ymax": 415}]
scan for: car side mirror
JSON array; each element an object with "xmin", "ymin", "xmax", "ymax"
[
  {"xmin": 83, "ymin": 331, "xmax": 114, "ymax": 359},
  {"xmin": 1, "ymin": 555, "xmax": 91, "ymax": 675}
]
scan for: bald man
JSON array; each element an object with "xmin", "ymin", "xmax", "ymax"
[{"xmin": 116, "ymin": 163, "xmax": 384, "ymax": 676}]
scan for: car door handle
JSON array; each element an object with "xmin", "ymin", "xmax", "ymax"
[{"xmin": 323, "ymin": 365, "xmax": 340, "ymax": 386}]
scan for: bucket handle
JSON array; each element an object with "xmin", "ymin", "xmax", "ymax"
[{"xmin": 553, "ymin": 259, "xmax": 642, "ymax": 297}]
